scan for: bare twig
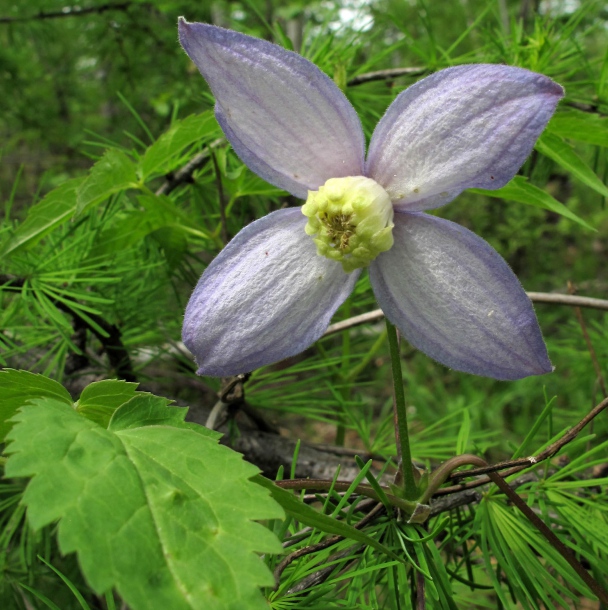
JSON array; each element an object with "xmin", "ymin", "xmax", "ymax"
[
  {"xmin": 323, "ymin": 292, "xmax": 608, "ymax": 338},
  {"xmin": 428, "ymin": 474, "xmax": 537, "ymax": 516},
  {"xmin": 427, "ymin": 453, "xmax": 608, "ymax": 604},
  {"xmin": 568, "ymin": 281, "xmax": 607, "ymax": 397},
  {"xmin": 526, "ymin": 292, "xmax": 608, "ymax": 311},
  {"xmin": 347, "ymin": 67, "xmax": 426, "ymax": 87},
  {"xmin": 416, "ymin": 569, "xmax": 426, "ymax": 610},
  {"xmin": 486, "ymin": 466, "xmax": 608, "ymax": 605},
  {"xmin": 0, "ymin": 2, "xmax": 135, "ymax": 23}
]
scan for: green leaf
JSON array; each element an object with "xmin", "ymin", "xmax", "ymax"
[
  {"xmin": 109, "ymin": 395, "xmax": 220, "ymax": 439},
  {"xmin": 547, "ymin": 110, "xmax": 608, "ymax": 148},
  {"xmin": 254, "ymin": 475, "xmax": 403, "ymax": 563},
  {"xmin": 0, "ymin": 369, "xmax": 72, "ymax": 442},
  {"xmin": 2, "ymin": 178, "xmax": 83, "ymax": 256},
  {"xmin": 5, "ymin": 398, "xmax": 283, "ymax": 610},
  {"xmin": 536, "ymin": 132, "xmax": 608, "ymax": 198},
  {"xmin": 471, "ymin": 175, "xmax": 594, "ymax": 231},
  {"xmin": 75, "ymin": 379, "xmax": 139, "ymax": 428},
  {"xmin": 140, "ymin": 113, "xmax": 219, "ymax": 180},
  {"xmin": 76, "ymin": 149, "xmax": 138, "ymax": 214}
]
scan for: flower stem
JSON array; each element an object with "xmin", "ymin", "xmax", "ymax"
[{"xmin": 385, "ymin": 319, "xmax": 419, "ymax": 501}]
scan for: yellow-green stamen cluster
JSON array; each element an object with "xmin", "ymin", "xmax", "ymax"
[{"xmin": 302, "ymin": 176, "xmax": 394, "ymax": 273}]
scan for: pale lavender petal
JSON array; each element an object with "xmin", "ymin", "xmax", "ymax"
[
  {"xmin": 178, "ymin": 19, "xmax": 365, "ymax": 199},
  {"xmin": 183, "ymin": 208, "xmax": 359, "ymax": 376},
  {"xmin": 367, "ymin": 65, "xmax": 563, "ymax": 211},
  {"xmin": 369, "ymin": 212, "xmax": 552, "ymax": 380}
]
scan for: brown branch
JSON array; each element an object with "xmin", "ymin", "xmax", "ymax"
[
  {"xmin": 323, "ymin": 292, "xmax": 608, "ymax": 338},
  {"xmin": 0, "ymin": 274, "xmax": 136, "ymax": 382},
  {"xmin": 0, "ymin": 2, "xmax": 135, "ymax": 23},
  {"xmin": 526, "ymin": 292, "xmax": 608, "ymax": 311},
  {"xmin": 486, "ymin": 467, "xmax": 608, "ymax": 605},
  {"xmin": 347, "ymin": 68, "xmax": 426, "ymax": 87},
  {"xmin": 428, "ymin": 474, "xmax": 536, "ymax": 516},
  {"xmin": 568, "ymin": 281, "xmax": 607, "ymax": 397},
  {"xmin": 430, "ymin": 453, "xmax": 608, "ymax": 604}
]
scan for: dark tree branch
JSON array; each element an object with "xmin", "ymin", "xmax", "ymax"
[
  {"xmin": 568, "ymin": 280, "xmax": 607, "ymax": 397},
  {"xmin": 0, "ymin": 2, "xmax": 135, "ymax": 24},
  {"xmin": 347, "ymin": 67, "xmax": 427, "ymax": 86}
]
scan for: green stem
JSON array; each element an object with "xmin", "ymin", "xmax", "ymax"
[
  {"xmin": 385, "ymin": 319, "xmax": 419, "ymax": 501},
  {"xmin": 336, "ymin": 300, "xmax": 352, "ymax": 446}
]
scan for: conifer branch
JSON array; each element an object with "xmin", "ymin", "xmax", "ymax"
[{"xmin": 0, "ymin": 274, "xmax": 136, "ymax": 381}]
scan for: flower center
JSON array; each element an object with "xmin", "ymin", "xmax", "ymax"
[{"xmin": 301, "ymin": 176, "xmax": 394, "ymax": 273}]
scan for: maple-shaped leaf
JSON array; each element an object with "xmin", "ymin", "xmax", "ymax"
[{"xmin": 4, "ymin": 398, "xmax": 283, "ymax": 610}]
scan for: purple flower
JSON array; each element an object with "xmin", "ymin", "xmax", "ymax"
[{"xmin": 178, "ymin": 18, "xmax": 563, "ymax": 381}]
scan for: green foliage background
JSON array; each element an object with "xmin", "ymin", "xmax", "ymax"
[{"xmin": 1, "ymin": 0, "xmax": 608, "ymax": 608}]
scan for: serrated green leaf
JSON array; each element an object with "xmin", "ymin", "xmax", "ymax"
[
  {"xmin": 536, "ymin": 132, "xmax": 608, "ymax": 198},
  {"xmin": 75, "ymin": 379, "xmax": 139, "ymax": 428},
  {"xmin": 109, "ymin": 395, "xmax": 220, "ymax": 439},
  {"xmin": 77, "ymin": 149, "xmax": 138, "ymax": 214},
  {"xmin": 0, "ymin": 369, "xmax": 72, "ymax": 441},
  {"xmin": 547, "ymin": 111, "xmax": 608, "ymax": 147},
  {"xmin": 254, "ymin": 475, "xmax": 403, "ymax": 563},
  {"xmin": 471, "ymin": 175, "xmax": 594, "ymax": 231},
  {"xmin": 5, "ymin": 398, "xmax": 283, "ymax": 610},
  {"xmin": 2, "ymin": 178, "xmax": 84, "ymax": 256},
  {"xmin": 140, "ymin": 113, "xmax": 218, "ymax": 179}
]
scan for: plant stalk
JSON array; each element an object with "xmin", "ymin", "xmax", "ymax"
[{"xmin": 385, "ymin": 319, "xmax": 419, "ymax": 501}]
